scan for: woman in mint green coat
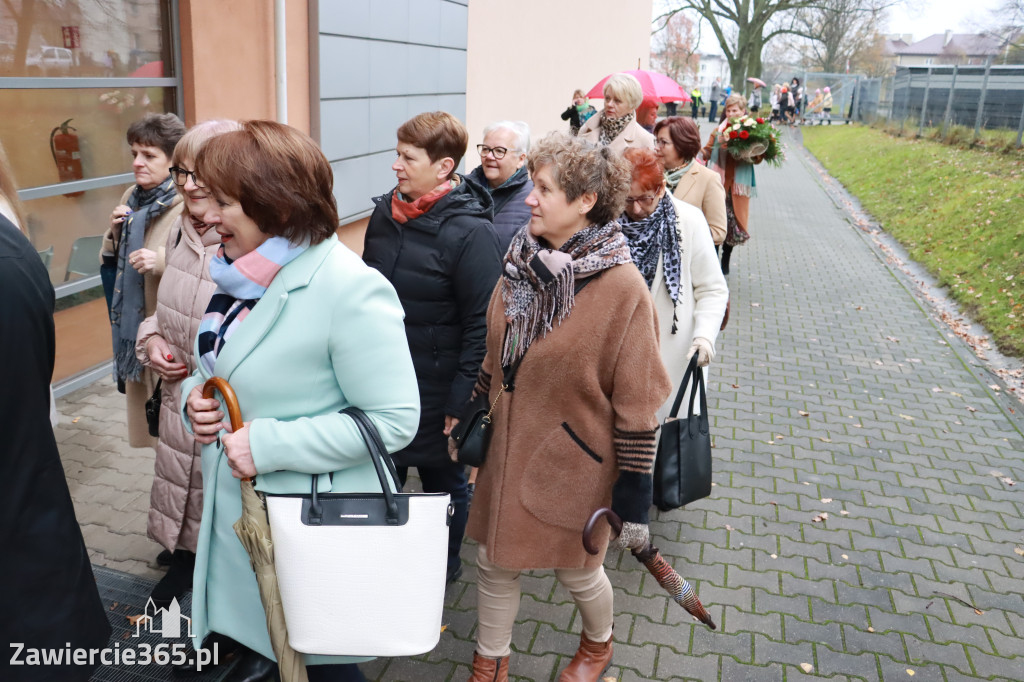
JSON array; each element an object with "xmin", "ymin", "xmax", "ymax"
[{"xmin": 180, "ymin": 121, "xmax": 419, "ymax": 682}]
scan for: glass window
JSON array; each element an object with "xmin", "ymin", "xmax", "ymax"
[{"xmin": 0, "ymin": 0, "xmax": 174, "ymax": 78}]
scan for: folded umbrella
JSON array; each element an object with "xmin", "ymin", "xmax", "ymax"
[
  {"xmin": 587, "ymin": 69, "xmax": 691, "ymax": 103},
  {"xmin": 203, "ymin": 377, "xmax": 308, "ymax": 682},
  {"xmin": 583, "ymin": 507, "xmax": 716, "ymax": 630}
]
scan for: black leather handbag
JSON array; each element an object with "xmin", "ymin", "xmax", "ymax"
[
  {"xmin": 653, "ymin": 352, "xmax": 713, "ymax": 511},
  {"xmin": 144, "ymin": 378, "xmax": 162, "ymax": 437},
  {"xmin": 450, "ymin": 275, "xmax": 601, "ymax": 467}
]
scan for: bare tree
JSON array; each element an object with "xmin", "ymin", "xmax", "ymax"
[
  {"xmin": 656, "ymin": 0, "xmax": 824, "ymax": 91},
  {"xmin": 651, "ymin": 12, "xmax": 700, "ymax": 85},
  {"xmin": 787, "ymin": 0, "xmax": 893, "ymax": 73}
]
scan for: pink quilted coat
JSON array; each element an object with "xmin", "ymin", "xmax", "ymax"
[{"xmin": 135, "ymin": 214, "xmax": 220, "ymax": 552}]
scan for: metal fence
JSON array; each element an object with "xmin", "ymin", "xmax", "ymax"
[{"xmin": 852, "ymin": 64, "xmax": 1024, "ymax": 145}]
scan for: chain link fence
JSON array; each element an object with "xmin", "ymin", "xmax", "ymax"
[{"xmin": 851, "ymin": 64, "xmax": 1024, "ymax": 147}]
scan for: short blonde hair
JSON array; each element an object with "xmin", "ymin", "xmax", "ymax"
[
  {"xmin": 527, "ymin": 133, "xmax": 631, "ymax": 227},
  {"xmin": 172, "ymin": 119, "xmax": 242, "ymax": 167},
  {"xmin": 603, "ymin": 73, "xmax": 644, "ymax": 112}
]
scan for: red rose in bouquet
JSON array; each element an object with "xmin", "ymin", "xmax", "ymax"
[
  {"xmin": 729, "ymin": 130, "xmax": 739, "ymax": 139},
  {"xmin": 739, "ymin": 130, "xmax": 750, "ymax": 139},
  {"xmin": 756, "ymin": 117, "xmax": 765, "ymax": 124}
]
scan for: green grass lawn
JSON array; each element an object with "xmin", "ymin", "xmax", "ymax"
[{"xmin": 803, "ymin": 125, "xmax": 1024, "ymax": 358}]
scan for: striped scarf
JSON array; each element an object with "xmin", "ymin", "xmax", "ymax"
[
  {"xmin": 500, "ymin": 221, "xmax": 631, "ymax": 366},
  {"xmin": 196, "ymin": 236, "xmax": 307, "ymax": 375}
]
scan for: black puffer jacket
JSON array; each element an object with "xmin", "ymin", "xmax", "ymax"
[
  {"xmin": 467, "ymin": 165, "xmax": 533, "ymax": 254},
  {"xmin": 363, "ymin": 177, "xmax": 501, "ymax": 468}
]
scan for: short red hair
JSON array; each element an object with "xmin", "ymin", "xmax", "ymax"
[{"xmin": 622, "ymin": 147, "xmax": 665, "ymax": 195}]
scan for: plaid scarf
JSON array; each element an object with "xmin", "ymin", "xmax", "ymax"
[
  {"xmin": 500, "ymin": 221, "xmax": 631, "ymax": 366},
  {"xmin": 110, "ymin": 177, "xmax": 178, "ymax": 383},
  {"xmin": 598, "ymin": 111, "xmax": 635, "ymax": 146},
  {"xmin": 620, "ymin": 193, "xmax": 683, "ymax": 332},
  {"xmin": 196, "ymin": 236, "xmax": 307, "ymax": 375}
]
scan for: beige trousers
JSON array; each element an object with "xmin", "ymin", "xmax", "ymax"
[{"xmin": 475, "ymin": 545, "xmax": 614, "ymax": 658}]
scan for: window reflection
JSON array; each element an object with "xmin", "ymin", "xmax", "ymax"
[{"xmin": 0, "ymin": 0, "xmax": 173, "ymax": 78}]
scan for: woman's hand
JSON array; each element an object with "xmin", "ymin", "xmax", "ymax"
[
  {"xmin": 145, "ymin": 335, "xmax": 189, "ymax": 381},
  {"xmin": 186, "ymin": 385, "xmax": 224, "ymax": 445},
  {"xmin": 222, "ymin": 422, "xmax": 257, "ymax": 479},
  {"xmin": 616, "ymin": 521, "xmax": 650, "ymax": 550},
  {"xmin": 129, "ymin": 248, "xmax": 157, "ymax": 274},
  {"xmin": 110, "ymin": 204, "xmax": 132, "ymax": 240},
  {"xmin": 443, "ymin": 415, "xmax": 459, "ymax": 436},
  {"xmin": 687, "ymin": 337, "xmax": 714, "ymax": 367}
]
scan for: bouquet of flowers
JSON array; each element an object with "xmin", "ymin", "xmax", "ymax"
[{"xmin": 722, "ymin": 115, "xmax": 783, "ymax": 166}]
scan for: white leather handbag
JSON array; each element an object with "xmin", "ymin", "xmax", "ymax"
[{"xmin": 264, "ymin": 407, "xmax": 453, "ymax": 657}]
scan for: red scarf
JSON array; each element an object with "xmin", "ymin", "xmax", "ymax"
[{"xmin": 391, "ymin": 180, "xmax": 455, "ymax": 224}]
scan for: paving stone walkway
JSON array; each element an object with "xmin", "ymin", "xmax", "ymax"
[{"xmin": 57, "ymin": 126, "xmax": 1024, "ymax": 681}]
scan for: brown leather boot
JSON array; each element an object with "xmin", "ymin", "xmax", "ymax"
[
  {"xmin": 468, "ymin": 651, "xmax": 509, "ymax": 682},
  {"xmin": 558, "ymin": 633, "xmax": 613, "ymax": 681}
]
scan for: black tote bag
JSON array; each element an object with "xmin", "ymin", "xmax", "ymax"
[{"xmin": 653, "ymin": 352, "xmax": 713, "ymax": 511}]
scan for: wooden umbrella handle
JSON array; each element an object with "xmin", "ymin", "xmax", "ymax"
[{"xmin": 202, "ymin": 377, "xmax": 243, "ymax": 433}]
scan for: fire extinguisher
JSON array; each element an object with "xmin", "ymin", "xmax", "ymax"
[{"xmin": 50, "ymin": 118, "xmax": 84, "ymax": 197}]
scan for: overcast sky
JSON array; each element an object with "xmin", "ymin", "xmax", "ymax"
[{"xmin": 653, "ymin": 0, "xmax": 1004, "ymax": 54}]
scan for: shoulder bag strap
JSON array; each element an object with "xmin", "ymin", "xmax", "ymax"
[{"xmin": 668, "ymin": 352, "xmax": 700, "ymax": 420}]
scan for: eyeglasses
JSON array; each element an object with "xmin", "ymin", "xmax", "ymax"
[
  {"xmin": 625, "ymin": 195, "xmax": 658, "ymax": 207},
  {"xmin": 169, "ymin": 166, "xmax": 205, "ymax": 188},
  {"xmin": 476, "ymin": 144, "xmax": 516, "ymax": 160},
  {"xmin": 654, "ymin": 139, "xmax": 672, "ymax": 148}
]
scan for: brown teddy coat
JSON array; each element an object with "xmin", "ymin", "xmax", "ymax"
[
  {"xmin": 466, "ymin": 263, "xmax": 672, "ymax": 571},
  {"xmin": 135, "ymin": 214, "xmax": 220, "ymax": 552}
]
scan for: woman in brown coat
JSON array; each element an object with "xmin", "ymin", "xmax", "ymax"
[
  {"xmin": 134, "ymin": 120, "xmax": 240, "ymax": 607},
  {"xmin": 461, "ymin": 134, "xmax": 671, "ymax": 682},
  {"xmin": 701, "ymin": 94, "xmax": 764, "ymax": 275}
]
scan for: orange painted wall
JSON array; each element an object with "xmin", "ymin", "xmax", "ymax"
[{"xmin": 178, "ymin": 0, "xmax": 310, "ymax": 133}]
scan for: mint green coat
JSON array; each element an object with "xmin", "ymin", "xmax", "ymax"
[{"xmin": 179, "ymin": 236, "xmax": 420, "ymax": 665}]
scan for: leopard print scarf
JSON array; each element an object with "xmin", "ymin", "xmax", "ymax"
[
  {"xmin": 619, "ymin": 193, "xmax": 683, "ymax": 333},
  {"xmin": 598, "ymin": 111, "xmax": 635, "ymax": 146}
]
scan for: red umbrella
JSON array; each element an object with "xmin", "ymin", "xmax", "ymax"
[
  {"xmin": 129, "ymin": 60, "xmax": 164, "ymax": 78},
  {"xmin": 587, "ymin": 69, "xmax": 691, "ymax": 104}
]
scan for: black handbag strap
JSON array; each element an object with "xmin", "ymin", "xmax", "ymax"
[
  {"xmin": 501, "ymin": 272, "xmax": 602, "ymax": 390},
  {"xmin": 686, "ymin": 362, "xmax": 710, "ymax": 433},
  {"xmin": 308, "ymin": 407, "xmax": 403, "ymax": 526},
  {"xmin": 667, "ymin": 352, "xmax": 700, "ymax": 419}
]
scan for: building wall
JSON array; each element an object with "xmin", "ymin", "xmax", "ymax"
[
  {"xmin": 314, "ymin": 0, "xmax": 468, "ymax": 224},
  {"xmin": 464, "ymin": 0, "xmax": 653, "ymax": 169},
  {"xmin": 179, "ymin": 0, "xmax": 310, "ymax": 132}
]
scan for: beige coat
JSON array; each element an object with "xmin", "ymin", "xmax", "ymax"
[
  {"xmin": 673, "ymin": 162, "xmax": 727, "ymax": 246},
  {"xmin": 466, "ymin": 264, "xmax": 671, "ymax": 571},
  {"xmin": 135, "ymin": 214, "xmax": 219, "ymax": 552},
  {"xmin": 103, "ymin": 186, "xmax": 183, "ymax": 447},
  {"xmin": 577, "ymin": 114, "xmax": 656, "ymax": 154}
]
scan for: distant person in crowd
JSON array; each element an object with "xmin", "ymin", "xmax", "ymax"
[
  {"xmin": 807, "ymin": 88, "xmax": 825, "ymax": 124},
  {"xmin": 653, "ymin": 116, "xmax": 726, "ymax": 247},
  {"xmin": 781, "ymin": 86, "xmax": 795, "ymax": 125},
  {"xmin": 363, "ymin": 111, "xmax": 501, "ymax": 587},
  {"xmin": 462, "ymin": 133, "xmax": 670, "ymax": 682},
  {"xmin": 561, "ymin": 89, "xmax": 597, "ymax": 136},
  {"xmin": 1, "ymin": 142, "xmax": 113, "ymax": 682},
  {"xmin": 665, "ymin": 100, "xmax": 678, "ymax": 116},
  {"xmin": 101, "ymin": 113, "xmax": 185, "ymax": 450},
  {"xmin": 790, "ymin": 77, "xmax": 803, "ymax": 121},
  {"xmin": 1, "ymin": 225, "xmax": 115, "ymax": 682},
  {"xmin": 708, "ymin": 77, "xmax": 722, "ymax": 122},
  {"xmin": 184, "ymin": 120, "xmax": 419, "ymax": 682},
  {"xmin": 690, "ymin": 86, "xmax": 702, "ymax": 118},
  {"xmin": 620, "ymin": 147, "xmax": 728, "ymax": 421},
  {"xmin": 748, "ymin": 84, "xmax": 762, "ymax": 113},
  {"xmin": 822, "ymin": 86, "xmax": 834, "ymax": 124},
  {"xmin": 614, "ymin": 149, "xmax": 729, "ymax": 419},
  {"xmin": 636, "ymin": 98, "xmax": 659, "ymax": 133},
  {"xmin": 770, "ymin": 84, "xmax": 781, "ymax": 123},
  {"xmin": 467, "ymin": 120, "xmax": 534, "ymax": 252},
  {"xmin": 703, "ymin": 94, "xmax": 764, "ymax": 275},
  {"xmin": 579, "ymin": 73, "xmax": 656, "ymax": 154},
  {"xmin": 133, "ymin": 120, "xmax": 240, "ymax": 611}
]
